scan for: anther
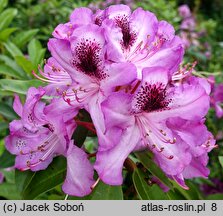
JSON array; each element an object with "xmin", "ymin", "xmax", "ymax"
[
  {"xmin": 26, "ymin": 161, "xmax": 31, "ymax": 167},
  {"xmin": 160, "ymin": 129, "xmax": 166, "ymax": 136},
  {"xmin": 168, "ymin": 137, "xmax": 176, "ymax": 144}
]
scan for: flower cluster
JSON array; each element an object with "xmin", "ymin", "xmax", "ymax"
[
  {"xmin": 178, "ymin": 4, "xmax": 212, "ymax": 59},
  {"xmin": 210, "ymin": 77, "xmax": 223, "ymax": 118},
  {"xmin": 5, "ymin": 5, "xmax": 215, "ymax": 196}
]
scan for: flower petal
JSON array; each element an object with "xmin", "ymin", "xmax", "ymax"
[
  {"xmin": 101, "ymin": 62, "xmax": 137, "ymax": 93},
  {"xmin": 62, "ymin": 142, "xmax": 94, "ymax": 197},
  {"xmin": 13, "ymin": 94, "xmax": 23, "ymax": 117},
  {"xmin": 149, "ymin": 79, "xmax": 210, "ymax": 121},
  {"xmin": 95, "ymin": 125, "xmax": 140, "ymax": 185},
  {"xmin": 140, "ymin": 43, "xmax": 184, "ymax": 75},
  {"xmin": 70, "ymin": 7, "xmax": 93, "ymax": 26},
  {"xmin": 182, "ymin": 154, "xmax": 210, "ymax": 179},
  {"xmin": 130, "ymin": 8, "xmax": 158, "ymax": 51}
]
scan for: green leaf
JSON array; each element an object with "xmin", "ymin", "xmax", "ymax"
[
  {"xmin": 28, "ymin": 39, "xmax": 45, "ymax": 67},
  {"xmin": 15, "ymin": 169, "xmax": 35, "ymax": 195},
  {"xmin": 15, "ymin": 56, "xmax": 34, "ymax": 75},
  {"xmin": 0, "ymin": 149, "xmax": 15, "ymax": 168},
  {"xmin": 3, "ymin": 41, "xmax": 23, "ymax": 57},
  {"xmin": 0, "ymin": 8, "xmax": 17, "ymax": 31},
  {"xmin": 166, "ymin": 190, "xmax": 186, "ymax": 200},
  {"xmin": 69, "ymin": 180, "xmax": 123, "ymax": 200},
  {"xmin": 87, "ymin": 181, "xmax": 123, "ymax": 200},
  {"xmin": 17, "ymin": 156, "xmax": 67, "ymax": 199},
  {"xmin": 0, "ymin": 79, "xmax": 44, "ymax": 95},
  {"xmin": 171, "ymin": 181, "xmax": 201, "ymax": 200},
  {"xmin": 218, "ymin": 156, "xmax": 223, "ymax": 168},
  {"xmin": 0, "ymin": 183, "xmax": 21, "ymax": 199},
  {"xmin": 0, "ymin": 55, "xmax": 27, "ymax": 78},
  {"xmin": 72, "ymin": 109, "xmax": 92, "ymax": 147},
  {"xmin": 0, "ymin": 169, "xmax": 15, "ymax": 184},
  {"xmin": 13, "ymin": 29, "xmax": 39, "ymax": 48},
  {"xmin": 132, "ymin": 168, "xmax": 168, "ymax": 200},
  {"xmin": 206, "ymin": 194, "xmax": 223, "ymax": 200},
  {"xmin": 0, "ymin": 0, "xmax": 8, "ymax": 13},
  {"xmin": 0, "ymin": 27, "xmax": 17, "ymax": 41},
  {"xmin": 0, "ymin": 102, "xmax": 18, "ymax": 120},
  {"xmin": 0, "ymin": 122, "xmax": 8, "ymax": 132},
  {"xmin": 0, "ymin": 64, "xmax": 22, "ymax": 78},
  {"xmin": 135, "ymin": 151, "xmax": 173, "ymax": 189}
]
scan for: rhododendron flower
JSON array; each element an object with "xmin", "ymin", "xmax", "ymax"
[
  {"xmin": 4, "ymin": 4, "xmax": 216, "ymax": 196},
  {"xmin": 178, "ymin": 5, "xmax": 191, "ymax": 19},
  {"xmin": 103, "ymin": 5, "xmax": 184, "ymax": 78},
  {"xmin": 48, "ymin": 24, "xmax": 137, "ymax": 142},
  {"xmin": 5, "ymin": 87, "xmax": 94, "ymax": 197},
  {"xmin": 200, "ymin": 178, "xmax": 223, "ymax": 195},
  {"xmin": 211, "ymin": 84, "xmax": 223, "ymax": 118},
  {"xmin": 33, "ymin": 57, "xmax": 72, "ymax": 96},
  {"xmin": 95, "ymin": 67, "xmax": 215, "ymax": 187},
  {"xmin": 51, "ymin": 5, "xmax": 184, "ymax": 79}
]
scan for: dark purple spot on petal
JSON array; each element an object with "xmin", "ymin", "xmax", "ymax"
[
  {"xmin": 115, "ymin": 15, "xmax": 137, "ymax": 49},
  {"xmin": 135, "ymin": 82, "xmax": 171, "ymax": 112},
  {"xmin": 72, "ymin": 38, "xmax": 106, "ymax": 80}
]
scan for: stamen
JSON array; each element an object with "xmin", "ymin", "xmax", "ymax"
[
  {"xmin": 91, "ymin": 178, "xmax": 100, "ymax": 190},
  {"xmin": 130, "ymin": 80, "xmax": 141, "ymax": 94}
]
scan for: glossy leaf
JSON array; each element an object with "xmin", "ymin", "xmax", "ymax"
[
  {"xmin": 15, "ymin": 169, "xmax": 35, "ymax": 195},
  {"xmin": 132, "ymin": 168, "xmax": 168, "ymax": 200},
  {"xmin": 0, "ymin": 102, "xmax": 19, "ymax": 120},
  {"xmin": 0, "ymin": 0, "xmax": 8, "ymax": 13},
  {"xmin": 0, "ymin": 55, "xmax": 27, "ymax": 78},
  {"xmin": 15, "ymin": 56, "xmax": 34, "ymax": 75},
  {"xmin": 72, "ymin": 109, "xmax": 92, "ymax": 147},
  {"xmin": 0, "ymin": 169, "xmax": 15, "ymax": 184},
  {"xmin": 166, "ymin": 190, "xmax": 186, "ymax": 200},
  {"xmin": 0, "ymin": 183, "xmax": 21, "ymax": 199},
  {"xmin": 0, "ymin": 64, "xmax": 22, "ymax": 78},
  {"xmin": 88, "ymin": 181, "xmax": 123, "ymax": 200},
  {"xmin": 0, "ymin": 79, "xmax": 44, "ymax": 95},
  {"xmin": 0, "ymin": 8, "xmax": 17, "ymax": 30},
  {"xmin": 0, "ymin": 27, "xmax": 17, "ymax": 41},
  {"xmin": 0, "ymin": 122, "xmax": 8, "ymax": 132},
  {"xmin": 13, "ymin": 29, "xmax": 39, "ymax": 48},
  {"xmin": 206, "ymin": 193, "xmax": 223, "ymax": 200},
  {"xmin": 16, "ymin": 156, "xmax": 67, "ymax": 199},
  {"xmin": 28, "ymin": 39, "xmax": 45, "ymax": 67},
  {"xmin": 135, "ymin": 151, "xmax": 173, "ymax": 189},
  {"xmin": 171, "ymin": 180, "xmax": 201, "ymax": 200},
  {"xmin": 3, "ymin": 41, "xmax": 23, "ymax": 57},
  {"xmin": 218, "ymin": 156, "xmax": 223, "ymax": 168},
  {"xmin": 0, "ymin": 149, "xmax": 15, "ymax": 169},
  {"xmin": 69, "ymin": 180, "xmax": 123, "ymax": 200}
]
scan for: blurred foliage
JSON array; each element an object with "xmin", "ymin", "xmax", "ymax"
[{"xmin": 0, "ymin": 0, "xmax": 223, "ymax": 200}]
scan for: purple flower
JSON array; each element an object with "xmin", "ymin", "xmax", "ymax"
[
  {"xmin": 4, "ymin": 4, "xmax": 215, "ymax": 196},
  {"xmin": 5, "ymin": 87, "xmax": 95, "ymax": 197},
  {"xmin": 51, "ymin": 5, "xmax": 184, "ymax": 80},
  {"xmin": 178, "ymin": 5, "xmax": 191, "ymax": 19},
  {"xmin": 200, "ymin": 178, "xmax": 223, "ymax": 195},
  {"xmin": 180, "ymin": 17, "xmax": 196, "ymax": 31},
  {"xmin": 95, "ymin": 67, "xmax": 215, "ymax": 187},
  {"xmin": 48, "ymin": 23, "xmax": 137, "ymax": 143},
  {"xmin": 211, "ymin": 84, "xmax": 223, "ymax": 118},
  {"xmin": 33, "ymin": 57, "xmax": 72, "ymax": 96},
  {"xmin": 103, "ymin": 5, "xmax": 184, "ymax": 78}
]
